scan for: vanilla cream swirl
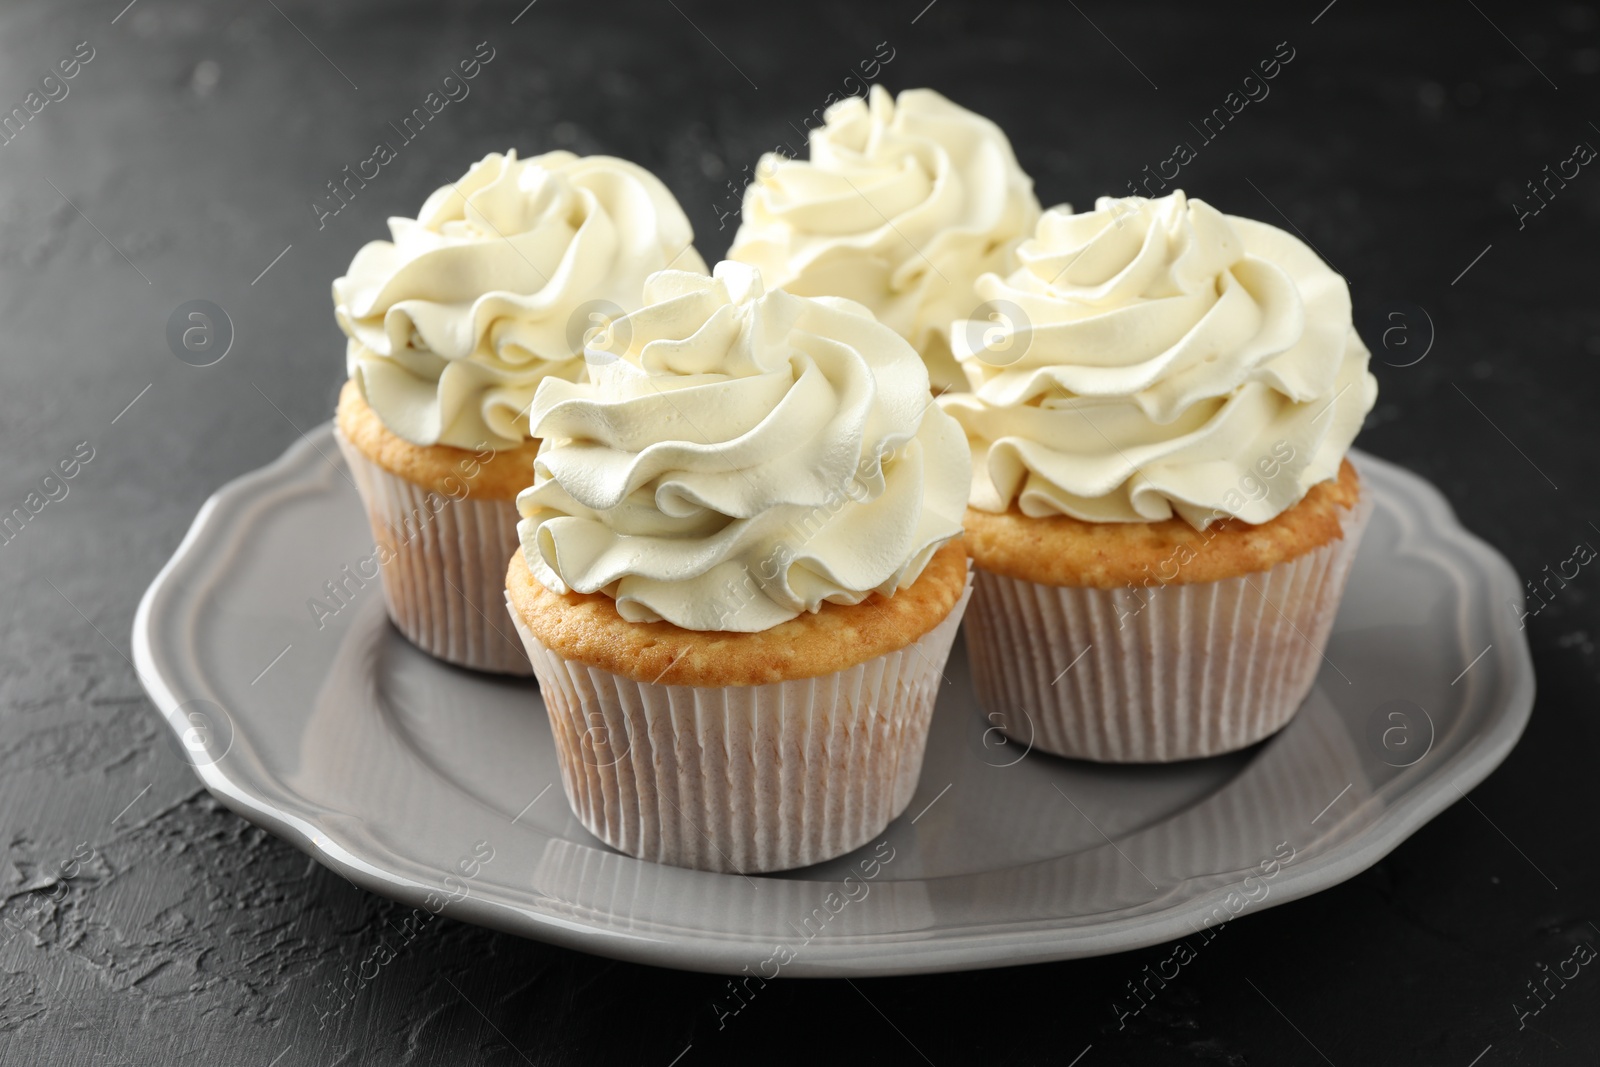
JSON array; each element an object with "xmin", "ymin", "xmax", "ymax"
[
  {"xmin": 334, "ymin": 149, "xmax": 707, "ymax": 450},
  {"xmin": 940, "ymin": 191, "xmax": 1377, "ymax": 527},
  {"xmin": 728, "ymin": 86, "xmax": 1040, "ymax": 392},
  {"xmin": 516, "ymin": 262, "xmax": 970, "ymax": 632}
]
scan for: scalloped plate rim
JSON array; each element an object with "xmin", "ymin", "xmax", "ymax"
[{"xmin": 131, "ymin": 426, "xmax": 1535, "ymax": 976}]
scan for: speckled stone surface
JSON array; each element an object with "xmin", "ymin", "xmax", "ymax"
[{"xmin": 1, "ymin": 0, "xmax": 1597, "ymax": 1063}]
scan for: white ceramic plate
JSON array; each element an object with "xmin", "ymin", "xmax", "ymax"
[{"xmin": 132, "ymin": 427, "xmax": 1534, "ymax": 976}]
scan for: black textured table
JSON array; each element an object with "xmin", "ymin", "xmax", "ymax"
[{"xmin": 2, "ymin": 1, "xmax": 1597, "ymax": 1063}]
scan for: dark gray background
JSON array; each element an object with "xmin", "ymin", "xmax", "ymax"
[{"xmin": 2, "ymin": 0, "xmax": 1598, "ymax": 1063}]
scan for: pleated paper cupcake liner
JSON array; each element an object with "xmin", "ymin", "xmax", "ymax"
[
  {"xmin": 966, "ymin": 491, "xmax": 1373, "ymax": 763},
  {"xmin": 337, "ymin": 431, "xmax": 532, "ymax": 676},
  {"xmin": 507, "ymin": 580, "xmax": 972, "ymax": 874}
]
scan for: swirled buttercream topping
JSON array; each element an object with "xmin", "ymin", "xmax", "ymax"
[
  {"xmin": 516, "ymin": 261, "xmax": 970, "ymax": 632},
  {"xmin": 940, "ymin": 191, "xmax": 1377, "ymax": 527},
  {"xmin": 334, "ymin": 149, "xmax": 707, "ymax": 450},
  {"xmin": 728, "ymin": 86, "xmax": 1040, "ymax": 391}
]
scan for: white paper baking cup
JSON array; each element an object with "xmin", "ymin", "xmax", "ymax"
[
  {"xmin": 336, "ymin": 431, "xmax": 531, "ymax": 676},
  {"xmin": 507, "ymin": 580, "xmax": 972, "ymax": 874},
  {"xmin": 965, "ymin": 490, "xmax": 1373, "ymax": 763}
]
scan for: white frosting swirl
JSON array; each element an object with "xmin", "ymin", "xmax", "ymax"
[
  {"xmin": 333, "ymin": 149, "xmax": 707, "ymax": 450},
  {"xmin": 727, "ymin": 86, "xmax": 1040, "ymax": 392},
  {"xmin": 940, "ymin": 191, "xmax": 1377, "ymax": 528},
  {"xmin": 516, "ymin": 261, "xmax": 970, "ymax": 632}
]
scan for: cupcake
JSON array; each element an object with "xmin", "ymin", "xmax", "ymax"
[
  {"xmin": 727, "ymin": 85, "xmax": 1040, "ymax": 393},
  {"xmin": 332, "ymin": 149, "xmax": 707, "ymax": 674},
  {"xmin": 504, "ymin": 262, "xmax": 972, "ymax": 873},
  {"xmin": 941, "ymin": 191, "xmax": 1378, "ymax": 762}
]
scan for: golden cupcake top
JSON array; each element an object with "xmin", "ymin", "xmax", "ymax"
[
  {"xmin": 334, "ymin": 380, "xmax": 538, "ymax": 501},
  {"xmin": 963, "ymin": 458, "xmax": 1362, "ymax": 588},
  {"xmin": 506, "ymin": 540, "xmax": 968, "ymax": 685}
]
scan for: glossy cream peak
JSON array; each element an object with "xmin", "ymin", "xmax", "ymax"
[
  {"xmin": 516, "ymin": 261, "xmax": 970, "ymax": 632},
  {"xmin": 334, "ymin": 149, "xmax": 707, "ymax": 450},
  {"xmin": 940, "ymin": 191, "xmax": 1377, "ymax": 528},
  {"xmin": 728, "ymin": 86, "xmax": 1040, "ymax": 391}
]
